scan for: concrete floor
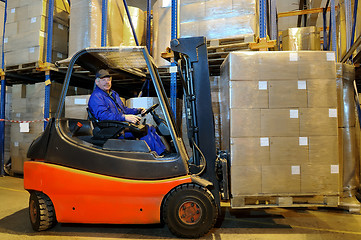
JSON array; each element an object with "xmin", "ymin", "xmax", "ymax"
[{"xmin": 1, "ymin": 175, "xmax": 361, "ymax": 240}]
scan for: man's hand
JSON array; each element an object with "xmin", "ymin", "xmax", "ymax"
[
  {"xmin": 125, "ymin": 115, "xmax": 141, "ymax": 124},
  {"xmin": 139, "ymin": 107, "xmax": 146, "ymax": 115}
]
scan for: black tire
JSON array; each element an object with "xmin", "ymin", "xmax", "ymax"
[
  {"xmin": 29, "ymin": 192, "xmax": 57, "ymax": 231},
  {"xmin": 162, "ymin": 184, "xmax": 218, "ymax": 238}
]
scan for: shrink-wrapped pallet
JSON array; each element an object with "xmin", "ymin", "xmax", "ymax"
[
  {"xmin": 153, "ymin": 0, "xmax": 258, "ymax": 67},
  {"xmin": 282, "ymin": 26, "xmax": 321, "ymax": 51},
  {"xmin": 4, "ymin": 0, "xmax": 70, "ymax": 66},
  {"xmin": 220, "ymin": 51, "xmax": 339, "ymax": 205},
  {"xmin": 69, "ymin": 0, "xmax": 146, "ymax": 57}
]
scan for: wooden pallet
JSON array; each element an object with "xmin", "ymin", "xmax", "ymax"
[
  {"xmin": 207, "ymin": 35, "xmax": 255, "ymax": 75},
  {"xmin": 5, "ymin": 62, "xmax": 41, "ymax": 73},
  {"xmin": 231, "ymin": 195, "xmax": 340, "ymax": 209}
]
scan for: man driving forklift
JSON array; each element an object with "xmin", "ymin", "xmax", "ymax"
[{"xmin": 88, "ymin": 69, "xmax": 166, "ymax": 155}]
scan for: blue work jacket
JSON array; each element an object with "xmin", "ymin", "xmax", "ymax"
[{"xmin": 88, "ymin": 86, "xmax": 140, "ymax": 121}]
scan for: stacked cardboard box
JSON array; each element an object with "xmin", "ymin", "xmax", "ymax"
[
  {"xmin": 220, "ymin": 51, "xmax": 339, "ymax": 204},
  {"xmin": 69, "ymin": 0, "xmax": 146, "ymax": 57},
  {"xmin": 0, "ymin": 85, "xmax": 12, "ymax": 163},
  {"xmin": 65, "ymin": 94, "xmax": 91, "ymax": 119},
  {"xmin": 153, "ymin": 0, "xmax": 258, "ymax": 67},
  {"xmin": 282, "ymin": 26, "xmax": 321, "ymax": 51},
  {"xmin": 4, "ymin": 0, "xmax": 69, "ymax": 66},
  {"xmin": 180, "ymin": 0, "xmax": 257, "ymax": 40},
  {"xmin": 10, "ymin": 82, "xmax": 63, "ymax": 173}
]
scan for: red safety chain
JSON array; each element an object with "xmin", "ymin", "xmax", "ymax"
[{"xmin": 0, "ymin": 118, "xmax": 50, "ymax": 123}]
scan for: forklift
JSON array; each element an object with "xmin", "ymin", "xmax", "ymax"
[{"xmin": 24, "ymin": 37, "xmax": 228, "ymax": 238}]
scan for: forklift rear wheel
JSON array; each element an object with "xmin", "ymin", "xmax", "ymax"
[
  {"xmin": 29, "ymin": 192, "xmax": 57, "ymax": 231},
  {"xmin": 163, "ymin": 184, "xmax": 218, "ymax": 238}
]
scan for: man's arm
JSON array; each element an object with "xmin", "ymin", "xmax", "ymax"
[{"xmin": 89, "ymin": 94, "xmax": 126, "ymax": 121}]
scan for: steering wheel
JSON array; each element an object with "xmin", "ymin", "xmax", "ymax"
[{"xmin": 141, "ymin": 103, "xmax": 159, "ymax": 117}]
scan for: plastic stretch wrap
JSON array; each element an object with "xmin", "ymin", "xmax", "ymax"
[
  {"xmin": 282, "ymin": 26, "xmax": 321, "ymax": 51},
  {"xmin": 4, "ymin": 0, "xmax": 70, "ymax": 66},
  {"xmin": 336, "ymin": 63, "xmax": 359, "ymax": 198},
  {"xmin": 153, "ymin": 0, "xmax": 258, "ymax": 67},
  {"xmin": 220, "ymin": 51, "xmax": 340, "ymax": 198},
  {"xmin": 69, "ymin": 0, "xmax": 146, "ymax": 57}
]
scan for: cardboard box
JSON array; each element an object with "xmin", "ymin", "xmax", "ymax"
[
  {"xmin": 258, "ymin": 52, "xmax": 299, "ymax": 80},
  {"xmin": 308, "ymin": 136, "xmax": 338, "ymax": 164},
  {"xmin": 18, "ymin": 15, "xmax": 47, "ymax": 33},
  {"xmin": 261, "ymin": 109, "xmax": 300, "ymax": 137},
  {"xmin": 270, "ymin": 137, "xmax": 308, "ymax": 165},
  {"xmin": 5, "ymin": 31, "xmax": 46, "ymax": 52},
  {"xmin": 12, "ymin": 84, "xmax": 26, "ymax": 98},
  {"xmin": 307, "ymin": 79, "xmax": 337, "ymax": 108},
  {"xmin": 262, "ymin": 165, "xmax": 301, "ymax": 193},
  {"xmin": 230, "ymin": 137, "xmax": 270, "ymax": 166},
  {"xmin": 65, "ymin": 95, "xmax": 91, "ymax": 119},
  {"xmin": 269, "ymin": 80, "xmax": 307, "ymax": 108},
  {"xmin": 298, "ymin": 63, "xmax": 337, "ymax": 79},
  {"xmin": 6, "ymin": 22, "xmax": 18, "ymax": 37},
  {"xmin": 229, "ymin": 81, "xmax": 269, "ymax": 109},
  {"xmin": 301, "ymin": 164, "xmax": 339, "ymax": 194},
  {"xmin": 230, "ymin": 109, "xmax": 261, "ymax": 137},
  {"xmin": 282, "ymin": 27, "xmax": 321, "ymax": 51},
  {"xmin": 231, "ymin": 165, "xmax": 262, "ymax": 195},
  {"xmin": 300, "ymin": 108, "xmax": 338, "ymax": 136}
]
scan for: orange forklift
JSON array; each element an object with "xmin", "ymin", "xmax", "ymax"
[{"xmin": 24, "ymin": 37, "xmax": 229, "ymax": 238}]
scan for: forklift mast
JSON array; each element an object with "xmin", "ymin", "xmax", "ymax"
[{"xmin": 170, "ymin": 37, "xmax": 221, "ymax": 205}]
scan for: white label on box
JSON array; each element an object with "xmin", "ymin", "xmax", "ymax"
[
  {"xmin": 20, "ymin": 122, "xmax": 30, "ymax": 133},
  {"xmin": 327, "ymin": 52, "xmax": 335, "ymax": 61},
  {"xmin": 31, "ymin": 17, "xmax": 37, "ymax": 23},
  {"xmin": 260, "ymin": 137, "xmax": 269, "ymax": 147},
  {"xmin": 329, "ymin": 108, "xmax": 337, "ymax": 118},
  {"xmin": 162, "ymin": 0, "xmax": 171, "ymax": 7},
  {"xmin": 57, "ymin": 52, "xmax": 63, "ymax": 58},
  {"xmin": 39, "ymin": 31, "xmax": 45, "ymax": 38},
  {"xmin": 74, "ymin": 98, "xmax": 87, "ymax": 105},
  {"xmin": 11, "ymin": 8, "xmax": 15, "ymax": 13},
  {"xmin": 4, "ymin": 38, "xmax": 7, "ymax": 43},
  {"xmin": 58, "ymin": 24, "xmax": 64, "ymax": 30},
  {"xmin": 14, "ymin": 141, "xmax": 19, "ymax": 147},
  {"xmin": 258, "ymin": 81, "xmax": 268, "ymax": 90},
  {"xmin": 16, "ymin": 113, "xmax": 21, "ymax": 117},
  {"xmin": 299, "ymin": 137, "xmax": 308, "ymax": 146},
  {"xmin": 290, "ymin": 109, "xmax": 299, "ymax": 118},
  {"xmin": 29, "ymin": 47, "xmax": 35, "ymax": 53},
  {"xmin": 298, "ymin": 80, "xmax": 307, "ymax": 89},
  {"xmin": 291, "ymin": 165, "xmax": 300, "ymax": 175},
  {"xmin": 169, "ymin": 66, "xmax": 177, "ymax": 73},
  {"xmin": 289, "ymin": 53, "xmax": 299, "ymax": 61},
  {"xmin": 331, "ymin": 165, "xmax": 339, "ymax": 174}
]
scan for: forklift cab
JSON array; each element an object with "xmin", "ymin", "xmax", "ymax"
[{"xmin": 27, "ymin": 47, "xmax": 190, "ymax": 180}]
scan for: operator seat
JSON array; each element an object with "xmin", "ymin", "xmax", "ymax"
[{"xmin": 86, "ymin": 108, "xmax": 151, "ymax": 153}]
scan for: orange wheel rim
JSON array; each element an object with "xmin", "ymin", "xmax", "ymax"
[
  {"xmin": 178, "ymin": 201, "xmax": 202, "ymax": 225},
  {"xmin": 30, "ymin": 199, "xmax": 37, "ymax": 223}
]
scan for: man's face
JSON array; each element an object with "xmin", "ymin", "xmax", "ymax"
[{"xmin": 96, "ymin": 77, "xmax": 112, "ymax": 92}]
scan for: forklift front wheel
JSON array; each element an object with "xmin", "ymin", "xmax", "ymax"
[
  {"xmin": 29, "ymin": 192, "xmax": 57, "ymax": 231},
  {"xmin": 163, "ymin": 184, "xmax": 218, "ymax": 238}
]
